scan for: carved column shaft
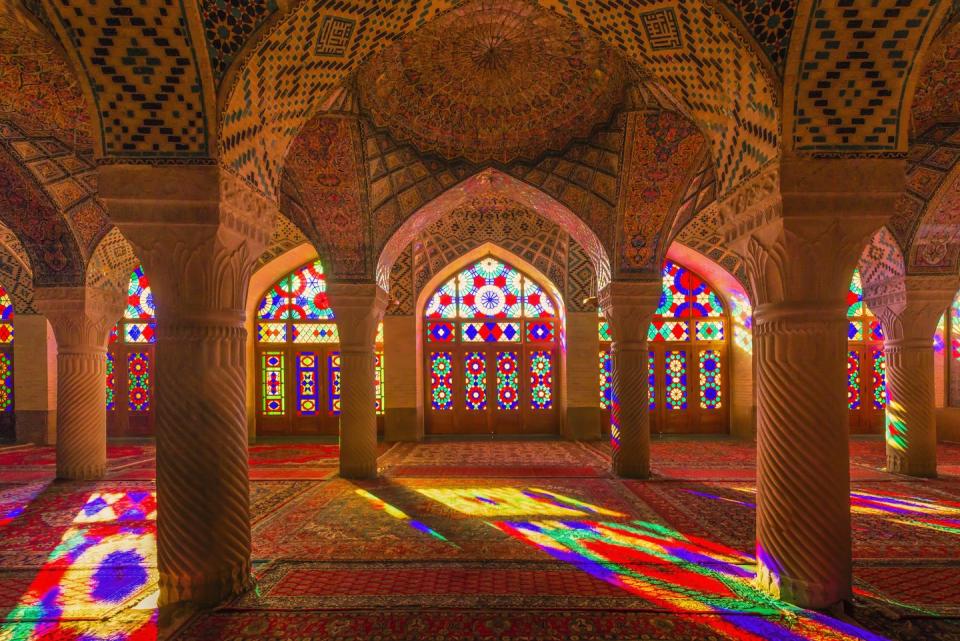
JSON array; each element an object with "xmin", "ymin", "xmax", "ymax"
[
  {"xmin": 328, "ymin": 283, "xmax": 388, "ymax": 479},
  {"xmin": 866, "ymin": 275, "xmax": 957, "ymax": 477},
  {"xmin": 600, "ymin": 280, "xmax": 660, "ymax": 478},
  {"xmin": 35, "ymin": 288, "xmax": 125, "ymax": 480},
  {"xmin": 100, "ymin": 165, "xmax": 275, "ymax": 607},
  {"xmin": 721, "ymin": 157, "xmax": 903, "ymax": 609}
]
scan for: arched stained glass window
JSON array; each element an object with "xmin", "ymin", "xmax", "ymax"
[
  {"xmin": 0, "ymin": 286, "xmax": 14, "ymax": 421},
  {"xmin": 423, "ymin": 256, "xmax": 559, "ymax": 435},
  {"xmin": 599, "ymin": 260, "xmax": 728, "ymax": 434},
  {"xmin": 847, "ymin": 268, "xmax": 886, "ymax": 432},
  {"xmin": 107, "ymin": 266, "xmax": 156, "ymax": 436},
  {"xmin": 255, "ymin": 259, "xmax": 384, "ymax": 436}
]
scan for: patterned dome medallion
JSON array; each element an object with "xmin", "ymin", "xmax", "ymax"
[{"xmin": 357, "ymin": 0, "xmax": 627, "ymax": 165}]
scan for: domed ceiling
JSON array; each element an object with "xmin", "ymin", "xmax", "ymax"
[{"xmin": 357, "ymin": 0, "xmax": 627, "ymax": 165}]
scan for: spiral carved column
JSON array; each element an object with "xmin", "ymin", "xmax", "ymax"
[
  {"xmin": 35, "ymin": 287, "xmax": 126, "ymax": 481},
  {"xmin": 600, "ymin": 281, "xmax": 661, "ymax": 478},
  {"xmin": 328, "ymin": 283, "xmax": 388, "ymax": 479},
  {"xmin": 866, "ymin": 275, "xmax": 956, "ymax": 478},
  {"xmin": 100, "ymin": 164, "xmax": 277, "ymax": 608},
  {"xmin": 753, "ymin": 305, "xmax": 852, "ymax": 608}
]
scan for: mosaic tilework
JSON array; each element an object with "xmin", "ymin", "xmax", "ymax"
[
  {"xmin": 719, "ymin": 0, "xmax": 796, "ymax": 72},
  {"xmin": 676, "ymin": 201, "xmax": 749, "ymax": 288},
  {"xmin": 889, "ymin": 123, "xmax": 960, "ymax": 273},
  {"xmin": 566, "ymin": 242, "xmax": 595, "ymax": 313},
  {"xmin": 85, "ymin": 228, "xmax": 140, "ymax": 292},
  {"xmin": 200, "ymin": 0, "xmax": 279, "ymax": 85},
  {"xmin": 387, "ymin": 245, "xmax": 414, "ymax": 316},
  {"xmin": 0, "ymin": 220, "xmax": 37, "ymax": 313},
  {"xmin": 48, "ymin": 0, "xmax": 210, "ymax": 157},
  {"xmin": 257, "ymin": 214, "xmax": 309, "ymax": 269},
  {"xmin": 858, "ymin": 226, "xmax": 906, "ymax": 292},
  {"xmin": 281, "ymin": 116, "xmax": 369, "ymax": 280},
  {"xmin": 220, "ymin": 0, "xmax": 778, "ymax": 198},
  {"xmin": 911, "ymin": 21, "xmax": 960, "ymax": 135},
  {"xmin": 617, "ymin": 111, "xmax": 705, "ymax": 276},
  {"xmin": 666, "ymin": 153, "xmax": 716, "ymax": 245},
  {"xmin": 792, "ymin": 0, "xmax": 943, "ymax": 152}
]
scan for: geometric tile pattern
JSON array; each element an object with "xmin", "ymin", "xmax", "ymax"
[
  {"xmin": 200, "ymin": 0, "xmax": 279, "ymax": 86},
  {"xmin": 911, "ymin": 21, "xmax": 960, "ymax": 135},
  {"xmin": 792, "ymin": 0, "xmax": 944, "ymax": 152},
  {"xmin": 720, "ymin": 0, "xmax": 797, "ymax": 72},
  {"xmin": 668, "ymin": 155, "xmax": 717, "ymax": 244},
  {"xmin": 47, "ymin": 0, "xmax": 210, "ymax": 157},
  {"xmin": 0, "ymin": 220, "xmax": 37, "ymax": 313},
  {"xmin": 257, "ymin": 214, "xmax": 309, "ymax": 269},
  {"xmin": 220, "ymin": 0, "xmax": 779, "ymax": 198},
  {"xmin": 85, "ymin": 228, "xmax": 140, "ymax": 293},
  {"xmin": 858, "ymin": 226, "xmax": 906, "ymax": 293}
]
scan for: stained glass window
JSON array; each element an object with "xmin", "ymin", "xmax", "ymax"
[
  {"xmin": 464, "ymin": 352, "xmax": 487, "ymax": 410},
  {"xmin": 847, "ymin": 350, "xmax": 861, "ymax": 410},
  {"xmin": 0, "ymin": 286, "xmax": 13, "ymax": 413},
  {"xmin": 328, "ymin": 352, "xmax": 341, "ymax": 415},
  {"xmin": 665, "ymin": 350, "xmax": 687, "ymax": 410},
  {"xmin": 698, "ymin": 350, "xmax": 721, "ymax": 410},
  {"xmin": 258, "ymin": 260, "xmax": 334, "ymax": 320},
  {"xmin": 952, "ymin": 293, "xmax": 960, "ymax": 362},
  {"xmin": 599, "ymin": 349, "xmax": 612, "ymax": 410},
  {"xmin": 729, "ymin": 291, "xmax": 753, "ymax": 354},
  {"xmin": 296, "ymin": 353, "xmax": 319, "ymax": 416},
  {"xmin": 523, "ymin": 279, "xmax": 556, "ymax": 318},
  {"xmin": 0, "ymin": 286, "xmax": 12, "ymax": 344},
  {"xmin": 529, "ymin": 350, "xmax": 553, "ymax": 409},
  {"xmin": 125, "ymin": 265, "xmax": 155, "ymax": 320},
  {"xmin": 127, "ymin": 352, "xmax": 150, "ymax": 412},
  {"xmin": 872, "ymin": 349, "xmax": 887, "ymax": 410},
  {"xmin": 648, "ymin": 350, "xmax": 655, "ymax": 411},
  {"xmin": 105, "ymin": 353, "xmax": 115, "ymax": 411},
  {"xmin": 430, "ymin": 352, "xmax": 454, "ymax": 411},
  {"xmin": 496, "ymin": 351, "xmax": 519, "ymax": 410},
  {"xmin": 462, "ymin": 321, "xmax": 521, "ymax": 343},
  {"xmin": 427, "ymin": 321, "xmax": 455, "ymax": 343},
  {"xmin": 258, "ymin": 322, "xmax": 287, "ymax": 343},
  {"xmin": 649, "ymin": 320, "xmax": 689, "ymax": 342},
  {"xmin": 425, "ymin": 280, "xmax": 458, "ymax": 319},
  {"xmin": 525, "ymin": 321, "xmax": 555, "ymax": 342},
  {"xmin": 291, "ymin": 323, "xmax": 338, "ymax": 343},
  {"xmin": 0, "ymin": 352, "xmax": 12, "ymax": 412},
  {"xmin": 695, "ymin": 320, "xmax": 724, "ymax": 342},
  {"xmin": 375, "ymin": 352, "xmax": 385, "ymax": 416},
  {"xmin": 261, "ymin": 352, "xmax": 285, "ymax": 416}
]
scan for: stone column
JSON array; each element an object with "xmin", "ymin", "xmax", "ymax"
[
  {"xmin": 327, "ymin": 283, "xmax": 388, "ymax": 479},
  {"xmin": 34, "ymin": 288, "xmax": 125, "ymax": 479},
  {"xmin": 866, "ymin": 275, "xmax": 957, "ymax": 477},
  {"xmin": 100, "ymin": 165, "xmax": 275, "ymax": 608},
  {"xmin": 720, "ymin": 158, "xmax": 903, "ymax": 609},
  {"xmin": 599, "ymin": 280, "xmax": 661, "ymax": 478}
]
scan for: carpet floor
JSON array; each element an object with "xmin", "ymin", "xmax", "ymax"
[{"xmin": 0, "ymin": 438, "xmax": 958, "ymax": 640}]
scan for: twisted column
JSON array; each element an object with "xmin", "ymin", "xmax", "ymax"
[
  {"xmin": 600, "ymin": 281, "xmax": 660, "ymax": 478},
  {"xmin": 753, "ymin": 305, "xmax": 852, "ymax": 607},
  {"xmin": 100, "ymin": 164, "xmax": 276, "ymax": 608},
  {"xmin": 866, "ymin": 275, "xmax": 956, "ymax": 478},
  {"xmin": 35, "ymin": 287, "xmax": 125, "ymax": 480},
  {"xmin": 328, "ymin": 283, "xmax": 388, "ymax": 479}
]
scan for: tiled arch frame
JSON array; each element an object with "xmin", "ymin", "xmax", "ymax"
[{"xmin": 219, "ymin": 0, "xmax": 781, "ymax": 199}]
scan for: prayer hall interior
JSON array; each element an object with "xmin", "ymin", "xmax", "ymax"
[{"xmin": 0, "ymin": 0, "xmax": 959, "ymax": 639}]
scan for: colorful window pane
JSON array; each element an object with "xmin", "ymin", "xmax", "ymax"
[
  {"xmin": 695, "ymin": 320, "xmax": 724, "ymax": 341},
  {"xmin": 430, "ymin": 352, "xmax": 454, "ymax": 411},
  {"xmin": 458, "ymin": 258, "xmax": 522, "ymax": 318},
  {"xmin": 658, "ymin": 261, "xmax": 724, "ymax": 318},
  {"xmin": 0, "ymin": 352, "xmax": 13, "ymax": 412},
  {"xmin": 665, "ymin": 350, "xmax": 687, "ymax": 410},
  {"xmin": 376, "ymin": 321, "xmax": 384, "ymax": 345},
  {"xmin": 257, "ymin": 322, "xmax": 287, "ymax": 343},
  {"xmin": 656, "ymin": 262, "xmax": 685, "ymax": 316},
  {"xmin": 464, "ymin": 352, "xmax": 487, "ymax": 411},
  {"xmin": 124, "ymin": 265, "xmax": 155, "ymax": 320},
  {"xmin": 127, "ymin": 352, "xmax": 150, "ymax": 412},
  {"xmin": 599, "ymin": 349, "xmax": 612, "ymax": 410},
  {"xmin": 525, "ymin": 321, "xmax": 555, "ymax": 342},
  {"xmin": 649, "ymin": 350, "xmax": 655, "ymax": 410},
  {"xmin": 425, "ymin": 279, "xmax": 458, "ymax": 319},
  {"xmin": 124, "ymin": 322, "xmax": 156, "ymax": 344},
  {"xmin": 598, "ymin": 317, "xmax": 611, "ymax": 342},
  {"xmin": 648, "ymin": 320, "xmax": 689, "ymax": 342},
  {"xmin": 461, "ymin": 321, "xmax": 520, "ymax": 343},
  {"xmin": 729, "ymin": 291, "xmax": 753, "ymax": 354},
  {"xmin": 872, "ymin": 349, "xmax": 887, "ymax": 410},
  {"xmin": 427, "ymin": 321, "xmax": 456, "ymax": 342},
  {"xmin": 0, "ymin": 322, "xmax": 12, "ymax": 344},
  {"xmin": 868, "ymin": 320, "xmax": 884, "ymax": 341},
  {"xmin": 0, "ymin": 286, "xmax": 12, "ymax": 321},
  {"xmin": 258, "ymin": 260, "xmax": 334, "ymax": 320},
  {"xmin": 296, "ymin": 353, "xmax": 319, "ymax": 416},
  {"xmin": 522, "ymin": 279, "xmax": 556, "ymax": 318},
  {"xmin": 105, "ymin": 352, "xmax": 115, "ymax": 411},
  {"xmin": 698, "ymin": 350, "xmax": 722, "ymax": 410},
  {"xmin": 328, "ymin": 352, "xmax": 341, "ymax": 415},
  {"xmin": 496, "ymin": 351, "xmax": 519, "ymax": 410},
  {"xmin": 291, "ymin": 323, "xmax": 338, "ymax": 343},
  {"xmin": 934, "ymin": 314, "xmax": 945, "ymax": 353},
  {"xmin": 848, "ymin": 321, "xmax": 863, "ymax": 341},
  {"xmin": 847, "ymin": 351, "xmax": 861, "ymax": 410},
  {"xmin": 109, "ymin": 324, "xmax": 119, "ymax": 345},
  {"xmin": 952, "ymin": 294, "xmax": 960, "ymax": 362},
  {"xmin": 375, "ymin": 352, "xmax": 385, "ymax": 415},
  {"xmin": 261, "ymin": 352, "xmax": 285, "ymax": 416},
  {"xmin": 847, "ymin": 269, "xmax": 865, "ymax": 318},
  {"xmin": 529, "ymin": 350, "xmax": 553, "ymax": 410}
]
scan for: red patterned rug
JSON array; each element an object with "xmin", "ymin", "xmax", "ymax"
[
  {"xmin": 388, "ymin": 465, "xmax": 603, "ymax": 477},
  {"xmin": 855, "ymin": 564, "xmax": 960, "ymax": 616}
]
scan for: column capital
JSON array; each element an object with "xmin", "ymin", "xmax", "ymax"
[
  {"xmin": 33, "ymin": 286, "xmax": 126, "ymax": 350},
  {"xmin": 865, "ymin": 273, "xmax": 958, "ymax": 342},
  {"xmin": 598, "ymin": 279, "xmax": 661, "ymax": 346},
  {"xmin": 327, "ymin": 282, "xmax": 389, "ymax": 350}
]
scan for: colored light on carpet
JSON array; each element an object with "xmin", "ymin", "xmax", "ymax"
[
  {"xmin": 494, "ymin": 519, "xmax": 884, "ymax": 641},
  {"xmin": 0, "ymin": 483, "xmax": 47, "ymax": 530},
  {"xmin": 355, "ymin": 489, "xmax": 452, "ymax": 544},
  {"xmin": 418, "ymin": 487, "xmax": 625, "ymax": 518},
  {"xmin": 0, "ymin": 491, "xmax": 158, "ymax": 641}
]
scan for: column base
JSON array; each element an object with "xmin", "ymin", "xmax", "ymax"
[
  {"xmin": 340, "ymin": 459, "xmax": 378, "ymax": 479},
  {"xmin": 159, "ymin": 562, "xmax": 252, "ymax": 608},
  {"xmin": 886, "ymin": 454, "xmax": 937, "ymax": 478},
  {"xmin": 56, "ymin": 462, "xmax": 106, "ymax": 481},
  {"xmin": 755, "ymin": 563, "xmax": 851, "ymax": 610},
  {"xmin": 612, "ymin": 458, "xmax": 650, "ymax": 479}
]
